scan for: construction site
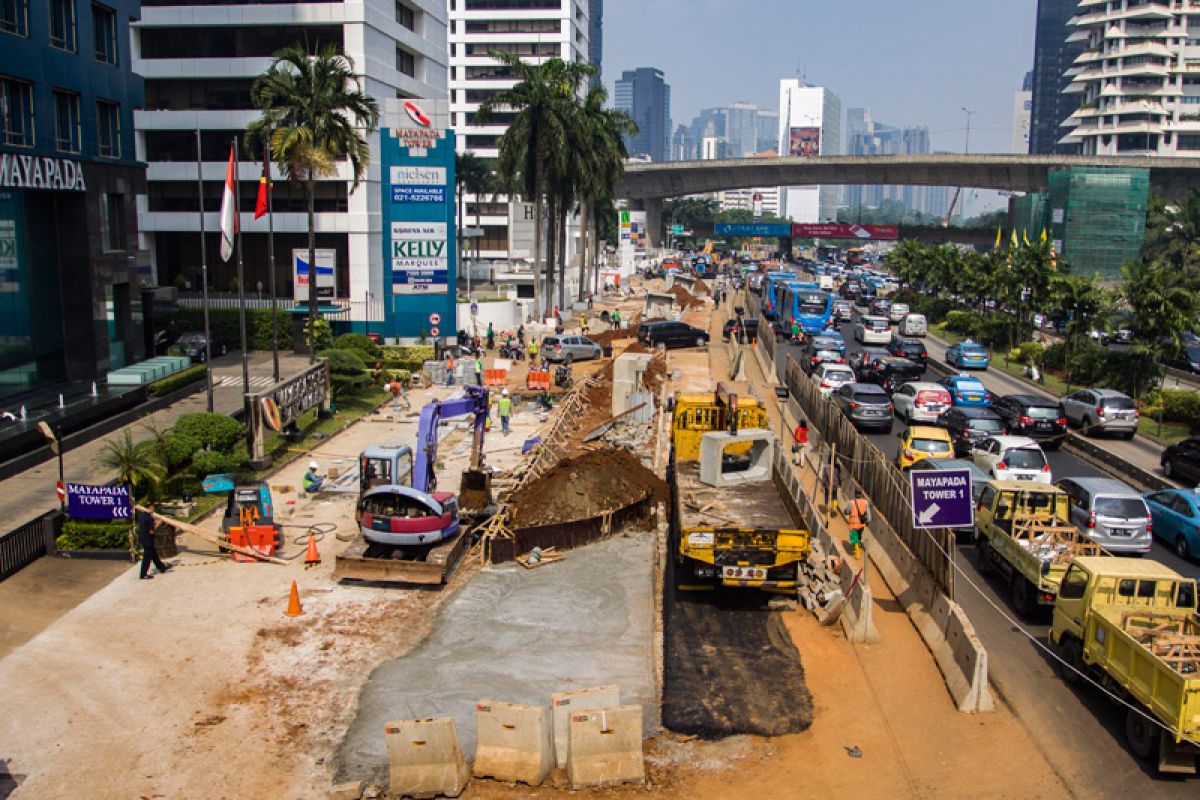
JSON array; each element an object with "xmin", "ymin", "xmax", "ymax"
[{"xmin": 0, "ymin": 274, "xmax": 1075, "ymax": 800}]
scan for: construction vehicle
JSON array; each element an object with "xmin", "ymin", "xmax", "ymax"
[
  {"xmin": 1048, "ymin": 557, "xmax": 1199, "ymax": 773},
  {"xmin": 974, "ymin": 480, "xmax": 1104, "ymax": 616},
  {"xmin": 202, "ymin": 473, "xmax": 280, "ymax": 539},
  {"xmin": 669, "ymin": 382, "xmax": 810, "ymax": 592},
  {"xmin": 335, "ymin": 386, "xmax": 491, "ymax": 585}
]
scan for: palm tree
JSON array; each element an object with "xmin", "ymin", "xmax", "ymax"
[
  {"xmin": 455, "ymin": 150, "xmax": 493, "ymax": 308},
  {"xmin": 1142, "ymin": 191, "xmax": 1200, "ymax": 279},
  {"xmin": 1123, "ymin": 257, "xmax": 1197, "ymax": 360},
  {"xmin": 247, "ymin": 44, "xmax": 380, "ymax": 360},
  {"xmin": 100, "ymin": 430, "xmax": 166, "ymax": 502}
]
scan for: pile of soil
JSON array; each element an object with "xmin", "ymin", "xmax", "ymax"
[
  {"xmin": 692, "ymin": 277, "xmax": 712, "ymax": 295},
  {"xmin": 587, "ymin": 327, "xmax": 639, "ymax": 347},
  {"xmin": 509, "ymin": 448, "xmax": 668, "ymax": 528},
  {"xmin": 670, "ymin": 285, "xmax": 706, "ymax": 310}
]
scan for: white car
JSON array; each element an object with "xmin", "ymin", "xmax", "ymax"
[
  {"xmin": 854, "ymin": 316, "xmax": 891, "ymax": 345},
  {"xmin": 972, "ymin": 436, "xmax": 1052, "ymax": 484},
  {"xmin": 891, "ymin": 382, "xmax": 952, "ymax": 423},
  {"xmin": 813, "ymin": 363, "xmax": 856, "ymax": 397},
  {"xmin": 887, "ymin": 303, "xmax": 910, "ymax": 323}
]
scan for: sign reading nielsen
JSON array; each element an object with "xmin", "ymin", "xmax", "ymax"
[{"xmin": 390, "ymin": 166, "xmax": 446, "ymax": 203}]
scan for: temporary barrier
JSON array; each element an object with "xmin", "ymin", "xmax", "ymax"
[
  {"xmin": 484, "ymin": 369, "xmax": 508, "ymax": 387},
  {"xmin": 385, "ymin": 717, "xmax": 470, "ymax": 798},
  {"xmin": 566, "ymin": 705, "xmax": 645, "ymax": 789},
  {"xmin": 527, "ymin": 370, "xmax": 551, "ymax": 390},
  {"xmin": 472, "ymin": 700, "xmax": 554, "ymax": 785},
  {"xmin": 550, "ymin": 685, "xmax": 620, "ymax": 769}
]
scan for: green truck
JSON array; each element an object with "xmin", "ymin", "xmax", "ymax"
[
  {"xmin": 1049, "ymin": 556, "xmax": 1200, "ymax": 773},
  {"xmin": 974, "ymin": 481, "xmax": 1103, "ymax": 616}
]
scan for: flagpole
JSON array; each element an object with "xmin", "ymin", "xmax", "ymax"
[
  {"xmin": 266, "ymin": 143, "xmax": 279, "ymax": 383},
  {"xmin": 196, "ymin": 129, "xmax": 214, "ymax": 412},
  {"xmin": 233, "ymin": 137, "xmax": 250, "ymax": 396}
]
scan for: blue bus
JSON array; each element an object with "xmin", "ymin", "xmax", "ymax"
[
  {"xmin": 760, "ymin": 272, "xmax": 797, "ymax": 320},
  {"xmin": 781, "ymin": 282, "xmax": 834, "ymax": 334}
]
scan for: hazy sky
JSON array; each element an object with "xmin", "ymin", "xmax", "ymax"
[{"xmin": 603, "ymin": 0, "xmax": 1038, "ymax": 155}]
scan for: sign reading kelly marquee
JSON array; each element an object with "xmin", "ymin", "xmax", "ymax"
[{"xmin": 0, "ymin": 153, "xmax": 87, "ymax": 191}]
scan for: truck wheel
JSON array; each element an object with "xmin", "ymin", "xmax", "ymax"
[
  {"xmin": 1124, "ymin": 708, "xmax": 1158, "ymax": 761},
  {"xmin": 1057, "ymin": 637, "xmax": 1084, "ymax": 687},
  {"xmin": 1009, "ymin": 576, "xmax": 1035, "ymax": 618},
  {"xmin": 975, "ymin": 536, "xmax": 993, "ymax": 577}
]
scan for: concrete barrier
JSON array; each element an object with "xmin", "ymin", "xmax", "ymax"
[
  {"xmin": 385, "ymin": 717, "xmax": 471, "ymax": 798},
  {"xmin": 472, "ymin": 700, "xmax": 554, "ymax": 786},
  {"xmin": 566, "ymin": 705, "xmax": 645, "ymax": 789},
  {"xmin": 550, "ymin": 685, "xmax": 620, "ymax": 769}
]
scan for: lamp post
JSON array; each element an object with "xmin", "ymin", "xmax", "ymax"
[{"xmin": 961, "ymin": 107, "xmax": 976, "ymax": 154}]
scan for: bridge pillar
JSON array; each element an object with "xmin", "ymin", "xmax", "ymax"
[{"xmin": 630, "ymin": 198, "xmax": 663, "ymax": 250}]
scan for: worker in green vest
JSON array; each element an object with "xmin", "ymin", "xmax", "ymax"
[
  {"xmin": 474, "ymin": 355, "xmax": 483, "ymax": 387},
  {"xmin": 498, "ymin": 388, "xmax": 512, "ymax": 434}
]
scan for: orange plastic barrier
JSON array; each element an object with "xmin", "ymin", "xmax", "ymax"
[
  {"xmin": 527, "ymin": 370, "xmax": 550, "ymax": 390},
  {"xmin": 228, "ymin": 524, "xmax": 279, "ymax": 562},
  {"xmin": 485, "ymin": 368, "xmax": 508, "ymax": 387}
]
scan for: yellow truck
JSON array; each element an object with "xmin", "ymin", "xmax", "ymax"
[
  {"xmin": 670, "ymin": 387, "xmax": 769, "ymax": 462},
  {"xmin": 1049, "ymin": 557, "xmax": 1200, "ymax": 773},
  {"xmin": 974, "ymin": 481, "xmax": 1103, "ymax": 617}
]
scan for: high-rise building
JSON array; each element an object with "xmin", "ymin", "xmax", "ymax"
[
  {"xmin": 756, "ymin": 110, "xmax": 779, "ymax": 153},
  {"xmin": 724, "ymin": 102, "xmax": 759, "ymax": 158},
  {"xmin": 133, "ymin": 0, "xmax": 448, "ymax": 326},
  {"xmin": 589, "ymin": 0, "xmax": 602, "ymax": 87},
  {"xmin": 614, "ymin": 67, "xmax": 670, "ymax": 162},
  {"xmin": 777, "ymin": 80, "xmax": 841, "ymax": 223},
  {"xmin": 0, "ymin": 0, "xmax": 148, "ymax": 394},
  {"xmin": 1029, "ymin": 0, "xmax": 1083, "ymax": 154},
  {"xmin": 1061, "ymin": 1, "xmax": 1200, "ymax": 156},
  {"xmin": 670, "ymin": 124, "xmax": 693, "ymax": 161},
  {"xmin": 1013, "ymin": 71, "xmax": 1033, "ymax": 153}
]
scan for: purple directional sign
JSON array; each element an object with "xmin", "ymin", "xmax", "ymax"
[{"xmin": 909, "ymin": 469, "xmax": 975, "ymax": 529}]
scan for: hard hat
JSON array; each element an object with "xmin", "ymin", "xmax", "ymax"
[
  {"xmin": 308, "ymin": 460, "xmax": 319, "ymax": 470},
  {"xmin": 502, "ymin": 388, "xmax": 509, "ymax": 396}
]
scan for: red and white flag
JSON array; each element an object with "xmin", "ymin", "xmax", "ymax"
[{"xmin": 218, "ymin": 145, "xmax": 237, "ymax": 262}]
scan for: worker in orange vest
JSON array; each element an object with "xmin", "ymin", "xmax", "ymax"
[{"xmin": 846, "ymin": 491, "xmax": 871, "ymax": 559}]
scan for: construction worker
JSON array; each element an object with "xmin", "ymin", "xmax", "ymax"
[
  {"xmin": 386, "ymin": 378, "xmax": 410, "ymax": 412},
  {"xmin": 303, "ymin": 461, "xmax": 324, "ymax": 494},
  {"xmin": 528, "ymin": 338, "xmax": 539, "ymax": 363},
  {"xmin": 136, "ymin": 504, "xmax": 171, "ymax": 580},
  {"xmin": 498, "ymin": 388, "xmax": 512, "ymax": 434},
  {"xmin": 580, "ymin": 316, "xmax": 589, "ymax": 336},
  {"xmin": 791, "ymin": 418, "xmax": 809, "ymax": 466},
  {"xmin": 611, "ymin": 309, "xmax": 622, "ymax": 330},
  {"xmin": 486, "ymin": 322, "xmax": 495, "ymax": 351},
  {"xmin": 846, "ymin": 490, "xmax": 871, "ymax": 559},
  {"xmin": 474, "ymin": 354, "xmax": 483, "ymax": 387},
  {"xmin": 517, "ymin": 324, "xmax": 526, "ymax": 345},
  {"xmin": 790, "ymin": 318, "xmax": 802, "ymax": 344}
]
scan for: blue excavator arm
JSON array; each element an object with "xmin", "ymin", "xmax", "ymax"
[{"xmin": 412, "ymin": 385, "xmax": 489, "ymax": 494}]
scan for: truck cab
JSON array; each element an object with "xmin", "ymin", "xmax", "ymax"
[{"xmin": 671, "ymin": 391, "xmax": 769, "ymax": 462}]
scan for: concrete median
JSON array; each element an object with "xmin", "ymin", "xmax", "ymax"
[
  {"xmin": 566, "ymin": 705, "xmax": 646, "ymax": 789},
  {"xmin": 384, "ymin": 717, "xmax": 470, "ymax": 798},
  {"xmin": 550, "ymin": 685, "xmax": 621, "ymax": 769},
  {"xmin": 472, "ymin": 700, "xmax": 554, "ymax": 786}
]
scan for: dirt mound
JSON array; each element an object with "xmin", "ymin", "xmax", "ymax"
[
  {"xmin": 587, "ymin": 327, "xmax": 638, "ymax": 347},
  {"xmin": 692, "ymin": 277, "xmax": 712, "ymax": 295},
  {"xmin": 670, "ymin": 285, "xmax": 706, "ymax": 309},
  {"xmin": 509, "ymin": 448, "xmax": 668, "ymax": 529}
]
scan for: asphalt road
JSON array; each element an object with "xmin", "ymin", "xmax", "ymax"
[{"xmin": 769, "ymin": 309, "xmax": 1199, "ymax": 793}]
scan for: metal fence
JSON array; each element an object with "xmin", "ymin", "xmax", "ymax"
[
  {"xmin": 178, "ymin": 294, "xmax": 386, "ymax": 322},
  {"xmin": 0, "ymin": 511, "xmax": 59, "ymax": 582},
  {"xmin": 785, "ymin": 356, "xmax": 955, "ymax": 597}
]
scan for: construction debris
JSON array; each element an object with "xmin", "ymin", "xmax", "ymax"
[
  {"xmin": 508, "ymin": 448, "xmax": 668, "ymax": 529},
  {"xmin": 516, "ymin": 546, "xmax": 565, "ymax": 569}
]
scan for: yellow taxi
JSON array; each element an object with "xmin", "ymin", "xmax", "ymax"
[{"xmin": 896, "ymin": 425, "xmax": 955, "ymax": 470}]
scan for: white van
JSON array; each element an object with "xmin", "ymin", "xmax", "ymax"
[
  {"xmin": 900, "ymin": 313, "xmax": 928, "ymax": 337},
  {"xmin": 818, "ymin": 275, "xmax": 835, "ymax": 291}
]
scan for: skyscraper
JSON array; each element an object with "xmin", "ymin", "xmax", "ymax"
[
  {"xmin": 1028, "ymin": 0, "xmax": 1082, "ymax": 154},
  {"xmin": 589, "ymin": 0, "xmax": 602, "ymax": 88},
  {"xmin": 724, "ymin": 102, "xmax": 760, "ymax": 158},
  {"xmin": 756, "ymin": 110, "xmax": 779, "ymax": 153},
  {"xmin": 1013, "ymin": 71, "xmax": 1033, "ymax": 153},
  {"xmin": 777, "ymin": 80, "xmax": 841, "ymax": 223},
  {"xmin": 614, "ymin": 67, "xmax": 671, "ymax": 162}
]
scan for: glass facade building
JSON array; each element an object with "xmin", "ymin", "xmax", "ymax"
[{"xmin": 1029, "ymin": 0, "xmax": 1082, "ymax": 154}]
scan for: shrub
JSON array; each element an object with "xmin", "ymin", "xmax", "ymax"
[
  {"xmin": 162, "ymin": 307, "xmax": 287, "ymax": 351},
  {"xmin": 1143, "ymin": 388, "xmax": 1200, "ymax": 427},
  {"xmin": 317, "ymin": 348, "xmax": 371, "ymax": 399},
  {"xmin": 1042, "ymin": 342, "xmax": 1068, "ymax": 370},
  {"xmin": 191, "ymin": 449, "xmax": 242, "ymax": 476},
  {"xmin": 163, "ymin": 432, "xmax": 202, "ymax": 468},
  {"xmin": 915, "ymin": 296, "xmax": 955, "ymax": 324},
  {"xmin": 334, "ymin": 333, "xmax": 382, "ymax": 360},
  {"xmin": 1017, "ymin": 342, "xmax": 1044, "ymax": 365},
  {"xmin": 147, "ymin": 364, "xmax": 208, "ymax": 397},
  {"xmin": 174, "ymin": 412, "xmax": 243, "ymax": 452},
  {"xmin": 56, "ymin": 519, "xmax": 131, "ymax": 551},
  {"xmin": 944, "ymin": 310, "xmax": 981, "ymax": 337},
  {"xmin": 305, "ymin": 317, "xmax": 333, "ymax": 352},
  {"xmin": 976, "ymin": 316, "xmax": 1011, "ymax": 351},
  {"xmin": 381, "ymin": 345, "xmax": 435, "ymax": 363}
]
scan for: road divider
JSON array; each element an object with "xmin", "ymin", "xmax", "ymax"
[
  {"xmin": 384, "ymin": 717, "xmax": 470, "ymax": 798},
  {"xmin": 566, "ymin": 705, "xmax": 645, "ymax": 789},
  {"xmin": 551, "ymin": 685, "xmax": 621, "ymax": 770},
  {"xmin": 473, "ymin": 700, "xmax": 554, "ymax": 786}
]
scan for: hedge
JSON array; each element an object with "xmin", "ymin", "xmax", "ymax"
[
  {"xmin": 147, "ymin": 364, "xmax": 208, "ymax": 397},
  {"xmin": 382, "ymin": 345, "xmax": 435, "ymax": 363},
  {"xmin": 1143, "ymin": 388, "xmax": 1200, "ymax": 428},
  {"xmin": 56, "ymin": 519, "xmax": 131, "ymax": 550},
  {"xmin": 163, "ymin": 307, "xmax": 288, "ymax": 351}
]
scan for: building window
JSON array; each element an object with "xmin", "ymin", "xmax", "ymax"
[
  {"xmin": 97, "ymin": 99, "xmax": 120, "ymax": 158},
  {"xmin": 1178, "ymin": 134, "xmax": 1200, "ymax": 150},
  {"xmin": 100, "ymin": 192, "xmax": 126, "ymax": 251},
  {"xmin": 53, "ymin": 90, "xmax": 80, "ymax": 152},
  {"xmin": 396, "ymin": 46, "xmax": 415, "ymax": 78},
  {"xmin": 49, "ymin": 0, "xmax": 76, "ymax": 52},
  {"xmin": 92, "ymin": 3, "xmax": 116, "ymax": 64},
  {"xmin": 394, "ymin": 0, "xmax": 414, "ymax": 30},
  {"xmin": 1, "ymin": 0, "xmax": 28, "ymax": 36},
  {"xmin": 0, "ymin": 76, "xmax": 34, "ymax": 147}
]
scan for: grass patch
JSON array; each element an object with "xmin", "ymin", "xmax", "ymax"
[
  {"xmin": 1137, "ymin": 416, "xmax": 1191, "ymax": 447},
  {"xmin": 185, "ymin": 493, "xmax": 226, "ymax": 524}
]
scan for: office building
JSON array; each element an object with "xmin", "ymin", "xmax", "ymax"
[
  {"xmin": 0, "ymin": 0, "xmax": 147, "ymax": 396},
  {"xmin": 756, "ymin": 110, "xmax": 778, "ymax": 153},
  {"xmin": 1061, "ymin": 0, "xmax": 1200, "ymax": 155},
  {"xmin": 133, "ymin": 0, "xmax": 448, "ymax": 327},
  {"xmin": 589, "ymin": 0, "xmax": 602, "ymax": 87},
  {"xmin": 614, "ymin": 67, "xmax": 670, "ymax": 162},
  {"xmin": 843, "ymin": 107, "xmax": 941, "ymax": 217},
  {"xmin": 777, "ymin": 80, "xmax": 841, "ymax": 223},
  {"xmin": 1013, "ymin": 71, "xmax": 1033, "ymax": 153},
  {"xmin": 1029, "ymin": 0, "xmax": 1083, "ymax": 154},
  {"xmin": 670, "ymin": 124, "xmax": 693, "ymax": 161},
  {"xmin": 723, "ymin": 101, "xmax": 760, "ymax": 158},
  {"xmin": 717, "ymin": 185, "xmax": 780, "ymax": 217}
]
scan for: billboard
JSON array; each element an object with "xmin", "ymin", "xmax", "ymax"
[
  {"xmin": 389, "ymin": 165, "xmax": 447, "ymax": 204},
  {"xmin": 292, "ymin": 248, "xmax": 337, "ymax": 301},
  {"xmin": 788, "ymin": 126, "xmax": 821, "ymax": 158},
  {"xmin": 390, "ymin": 221, "xmax": 449, "ymax": 294},
  {"xmin": 791, "ymin": 223, "xmax": 899, "ymax": 240},
  {"xmin": 66, "ymin": 483, "xmax": 131, "ymax": 520},
  {"xmin": 715, "ymin": 223, "xmax": 792, "ymax": 238}
]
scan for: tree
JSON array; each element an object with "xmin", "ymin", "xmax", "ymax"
[
  {"xmin": 456, "ymin": 150, "xmax": 493, "ymax": 303},
  {"xmin": 1142, "ymin": 191, "xmax": 1200, "ymax": 279},
  {"xmin": 317, "ymin": 348, "xmax": 371, "ymax": 399},
  {"xmin": 99, "ymin": 430, "xmax": 166, "ymax": 502},
  {"xmin": 247, "ymin": 44, "xmax": 380, "ymax": 361},
  {"xmin": 1122, "ymin": 257, "xmax": 1197, "ymax": 359}
]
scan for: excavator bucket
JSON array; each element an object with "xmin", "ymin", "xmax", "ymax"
[{"xmin": 458, "ymin": 468, "xmax": 492, "ymax": 514}]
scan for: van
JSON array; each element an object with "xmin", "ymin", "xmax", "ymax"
[
  {"xmin": 900, "ymin": 313, "xmax": 928, "ymax": 337},
  {"xmin": 818, "ymin": 275, "xmax": 834, "ymax": 291},
  {"xmin": 1055, "ymin": 476, "xmax": 1153, "ymax": 555}
]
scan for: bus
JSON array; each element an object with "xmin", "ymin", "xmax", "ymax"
[
  {"xmin": 760, "ymin": 271, "xmax": 797, "ymax": 320},
  {"xmin": 845, "ymin": 247, "xmax": 866, "ymax": 267},
  {"xmin": 781, "ymin": 282, "xmax": 834, "ymax": 334}
]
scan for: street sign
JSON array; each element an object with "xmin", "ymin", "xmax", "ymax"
[
  {"xmin": 428, "ymin": 312, "xmax": 441, "ymax": 325},
  {"xmin": 909, "ymin": 469, "xmax": 975, "ymax": 530},
  {"xmin": 670, "ymin": 224, "xmax": 684, "ymax": 235},
  {"xmin": 55, "ymin": 481, "xmax": 65, "ymax": 502},
  {"xmin": 429, "ymin": 326, "xmax": 440, "ymax": 337},
  {"xmin": 66, "ymin": 483, "xmax": 132, "ymax": 520},
  {"xmin": 463, "ymin": 227, "xmax": 485, "ymax": 238}
]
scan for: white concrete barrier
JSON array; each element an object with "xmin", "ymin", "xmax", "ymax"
[
  {"xmin": 550, "ymin": 685, "xmax": 620, "ymax": 769},
  {"xmin": 385, "ymin": 717, "xmax": 470, "ymax": 798},
  {"xmin": 472, "ymin": 700, "xmax": 554, "ymax": 786},
  {"xmin": 566, "ymin": 705, "xmax": 645, "ymax": 789}
]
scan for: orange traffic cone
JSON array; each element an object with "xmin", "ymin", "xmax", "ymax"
[
  {"xmin": 285, "ymin": 580, "xmax": 303, "ymax": 616},
  {"xmin": 304, "ymin": 533, "xmax": 320, "ymax": 569}
]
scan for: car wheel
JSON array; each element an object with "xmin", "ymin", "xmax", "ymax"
[
  {"xmin": 695, "ymin": 336, "xmax": 706, "ymax": 348},
  {"xmin": 1176, "ymin": 535, "xmax": 1191, "ymax": 561},
  {"xmin": 1163, "ymin": 459, "xmax": 1174, "ymax": 478},
  {"xmin": 564, "ymin": 353, "xmax": 574, "ymax": 365}
]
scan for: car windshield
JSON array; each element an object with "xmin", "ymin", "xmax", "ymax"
[
  {"xmin": 825, "ymin": 369, "xmax": 855, "ymax": 382},
  {"xmin": 912, "ymin": 438, "xmax": 951, "ymax": 453},
  {"xmin": 1004, "ymin": 447, "xmax": 1046, "ymax": 469},
  {"xmin": 1095, "ymin": 497, "xmax": 1147, "ymax": 519},
  {"xmin": 1102, "ymin": 397, "xmax": 1135, "ymax": 411},
  {"xmin": 813, "ymin": 338, "xmax": 840, "ymax": 349},
  {"xmin": 853, "ymin": 390, "xmax": 888, "ymax": 403},
  {"xmin": 815, "ymin": 350, "xmax": 840, "ymax": 360},
  {"xmin": 1026, "ymin": 406, "xmax": 1060, "ymax": 420},
  {"xmin": 968, "ymin": 418, "xmax": 1004, "ymax": 432},
  {"xmin": 868, "ymin": 319, "xmax": 888, "ymax": 330},
  {"xmin": 962, "ymin": 345, "xmax": 986, "ymax": 354},
  {"xmin": 177, "ymin": 333, "xmax": 203, "ymax": 345},
  {"xmin": 955, "ymin": 380, "xmax": 986, "ymax": 393}
]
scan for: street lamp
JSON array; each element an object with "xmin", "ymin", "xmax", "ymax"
[{"xmin": 961, "ymin": 107, "xmax": 976, "ymax": 154}]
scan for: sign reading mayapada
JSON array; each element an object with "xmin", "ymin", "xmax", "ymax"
[{"xmin": 0, "ymin": 153, "xmax": 87, "ymax": 191}]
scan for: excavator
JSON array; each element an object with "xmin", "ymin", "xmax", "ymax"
[{"xmin": 334, "ymin": 385, "xmax": 492, "ymax": 586}]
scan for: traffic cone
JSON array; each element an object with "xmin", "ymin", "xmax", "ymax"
[
  {"xmin": 285, "ymin": 580, "xmax": 303, "ymax": 616},
  {"xmin": 304, "ymin": 533, "xmax": 320, "ymax": 568}
]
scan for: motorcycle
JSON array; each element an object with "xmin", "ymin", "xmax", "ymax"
[
  {"xmin": 554, "ymin": 365, "xmax": 573, "ymax": 388},
  {"xmin": 499, "ymin": 342, "xmax": 525, "ymax": 361}
]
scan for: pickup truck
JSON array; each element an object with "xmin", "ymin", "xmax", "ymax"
[
  {"xmin": 1049, "ymin": 557, "xmax": 1199, "ymax": 773},
  {"xmin": 974, "ymin": 481, "xmax": 1104, "ymax": 616}
]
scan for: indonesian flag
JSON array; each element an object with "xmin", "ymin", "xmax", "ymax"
[
  {"xmin": 218, "ymin": 145, "xmax": 237, "ymax": 262},
  {"xmin": 254, "ymin": 153, "xmax": 270, "ymax": 220}
]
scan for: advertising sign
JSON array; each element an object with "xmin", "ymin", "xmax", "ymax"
[
  {"xmin": 788, "ymin": 126, "xmax": 821, "ymax": 158},
  {"xmin": 909, "ymin": 469, "xmax": 975, "ymax": 530},
  {"xmin": 791, "ymin": 223, "xmax": 899, "ymax": 240},
  {"xmin": 389, "ymin": 166, "xmax": 447, "ymax": 203},
  {"xmin": 66, "ymin": 483, "xmax": 132, "ymax": 520},
  {"xmin": 390, "ymin": 221, "xmax": 449, "ymax": 295},
  {"xmin": 292, "ymin": 248, "xmax": 337, "ymax": 301},
  {"xmin": 508, "ymin": 201, "xmax": 538, "ymax": 259},
  {"xmin": 715, "ymin": 223, "xmax": 792, "ymax": 238}
]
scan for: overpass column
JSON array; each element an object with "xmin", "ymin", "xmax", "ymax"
[{"xmin": 640, "ymin": 198, "xmax": 663, "ymax": 250}]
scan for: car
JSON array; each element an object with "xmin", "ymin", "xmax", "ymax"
[
  {"xmin": 896, "ymin": 425, "xmax": 955, "ymax": 470},
  {"xmin": 887, "ymin": 302, "xmax": 910, "ymax": 323},
  {"xmin": 1059, "ymin": 388, "xmax": 1138, "ymax": 439},
  {"xmin": 834, "ymin": 300, "xmax": 853, "ymax": 322},
  {"xmin": 891, "ymin": 382, "xmax": 952, "ymax": 423},
  {"xmin": 541, "ymin": 335, "xmax": 602, "ymax": 364},
  {"xmin": 840, "ymin": 282, "xmax": 861, "ymax": 301},
  {"xmin": 819, "ymin": 328, "xmax": 845, "ymax": 347},
  {"xmin": 990, "ymin": 394, "xmax": 1067, "ymax": 449},
  {"xmin": 637, "ymin": 320, "xmax": 709, "ymax": 350},
  {"xmin": 1160, "ymin": 436, "xmax": 1200, "ymax": 484},
  {"xmin": 1170, "ymin": 344, "xmax": 1200, "ymax": 374},
  {"xmin": 856, "ymin": 289, "xmax": 877, "ymax": 308},
  {"xmin": 812, "ymin": 362, "xmax": 857, "ymax": 397},
  {"xmin": 849, "ymin": 347, "xmax": 890, "ymax": 380},
  {"xmin": 833, "ymin": 382, "xmax": 894, "ymax": 431},
  {"xmin": 799, "ymin": 344, "xmax": 846, "ymax": 375},
  {"xmin": 1056, "ymin": 477, "xmax": 1152, "ymax": 556},
  {"xmin": 938, "ymin": 406, "xmax": 1007, "ymax": 456},
  {"xmin": 861, "ymin": 356, "xmax": 924, "ymax": 394},
  {"xmin": 1101, "ymin": 328, "xmax": 1133, "ymax": 346},
  {"xmin": 899, "ymin": 313, "xmax": 928, "ymax": 337},
  {"xmin": 972, "ymin": 435, "xmax": 1052, "ymax": 483},
  {"xmin": 721, "ymin": 317, "xmax": 759, "ymax": 342},
  {"xmin": 886, "ymin": 336, "xmax": 928, "ymax": 367},
  {"xmin": 151, "ymin": 329, "xmax": 176, "ymax": 355},
  {"xmin": 939, "ymin": 374, "xmax": 992, "ymax": 408},
  {"xmin": 811, "ymin": 334, "xmax": 846, "ymax": 355},
  {"xmin": 174, "ymin": 331, "xmax": 228, "ymax": 363},
  {"xmin": 1142, "ymin": 488, "xmax": 1200, "ymax": 560},
  {"xmin": 946, "ymin": 340, "xmax": 990, "ymax": 370},
  {"xmin": 869, "ymin": 298, "xmax": 891, "ymax": 317},
  {"xmin": 854, "ymin": 316, "xmax": 891, "ymax": 345}
]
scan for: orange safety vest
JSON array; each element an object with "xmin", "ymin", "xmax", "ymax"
[{"xmin": 847, "ymin": 498, "xmax": 869, "ymax": 530}]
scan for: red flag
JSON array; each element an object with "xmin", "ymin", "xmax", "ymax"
[{"xmin": 254, "ymin": 154, "xmax": 270, "ymax": 220}]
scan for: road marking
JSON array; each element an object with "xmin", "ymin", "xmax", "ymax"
[{"xmin": 214, "ymin": 375, "xmax": 276, "ymax": 388}]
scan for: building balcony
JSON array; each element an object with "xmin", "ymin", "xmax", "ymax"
[{"xmin": 133, "ymin": 56, "xmax": 274, "ymax": 80}]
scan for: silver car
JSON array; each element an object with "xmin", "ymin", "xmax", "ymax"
[
  {"xmin": 1055, "ymin": 476, "xmax": 1152, "ymax": 555},
  {"xmin": 541, "ymin": 335, "xmax": 602, "ymax": 364},
  {"xmin": 1060, "ymin": 388, "xmax": 1138, "ymax": 438}
]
